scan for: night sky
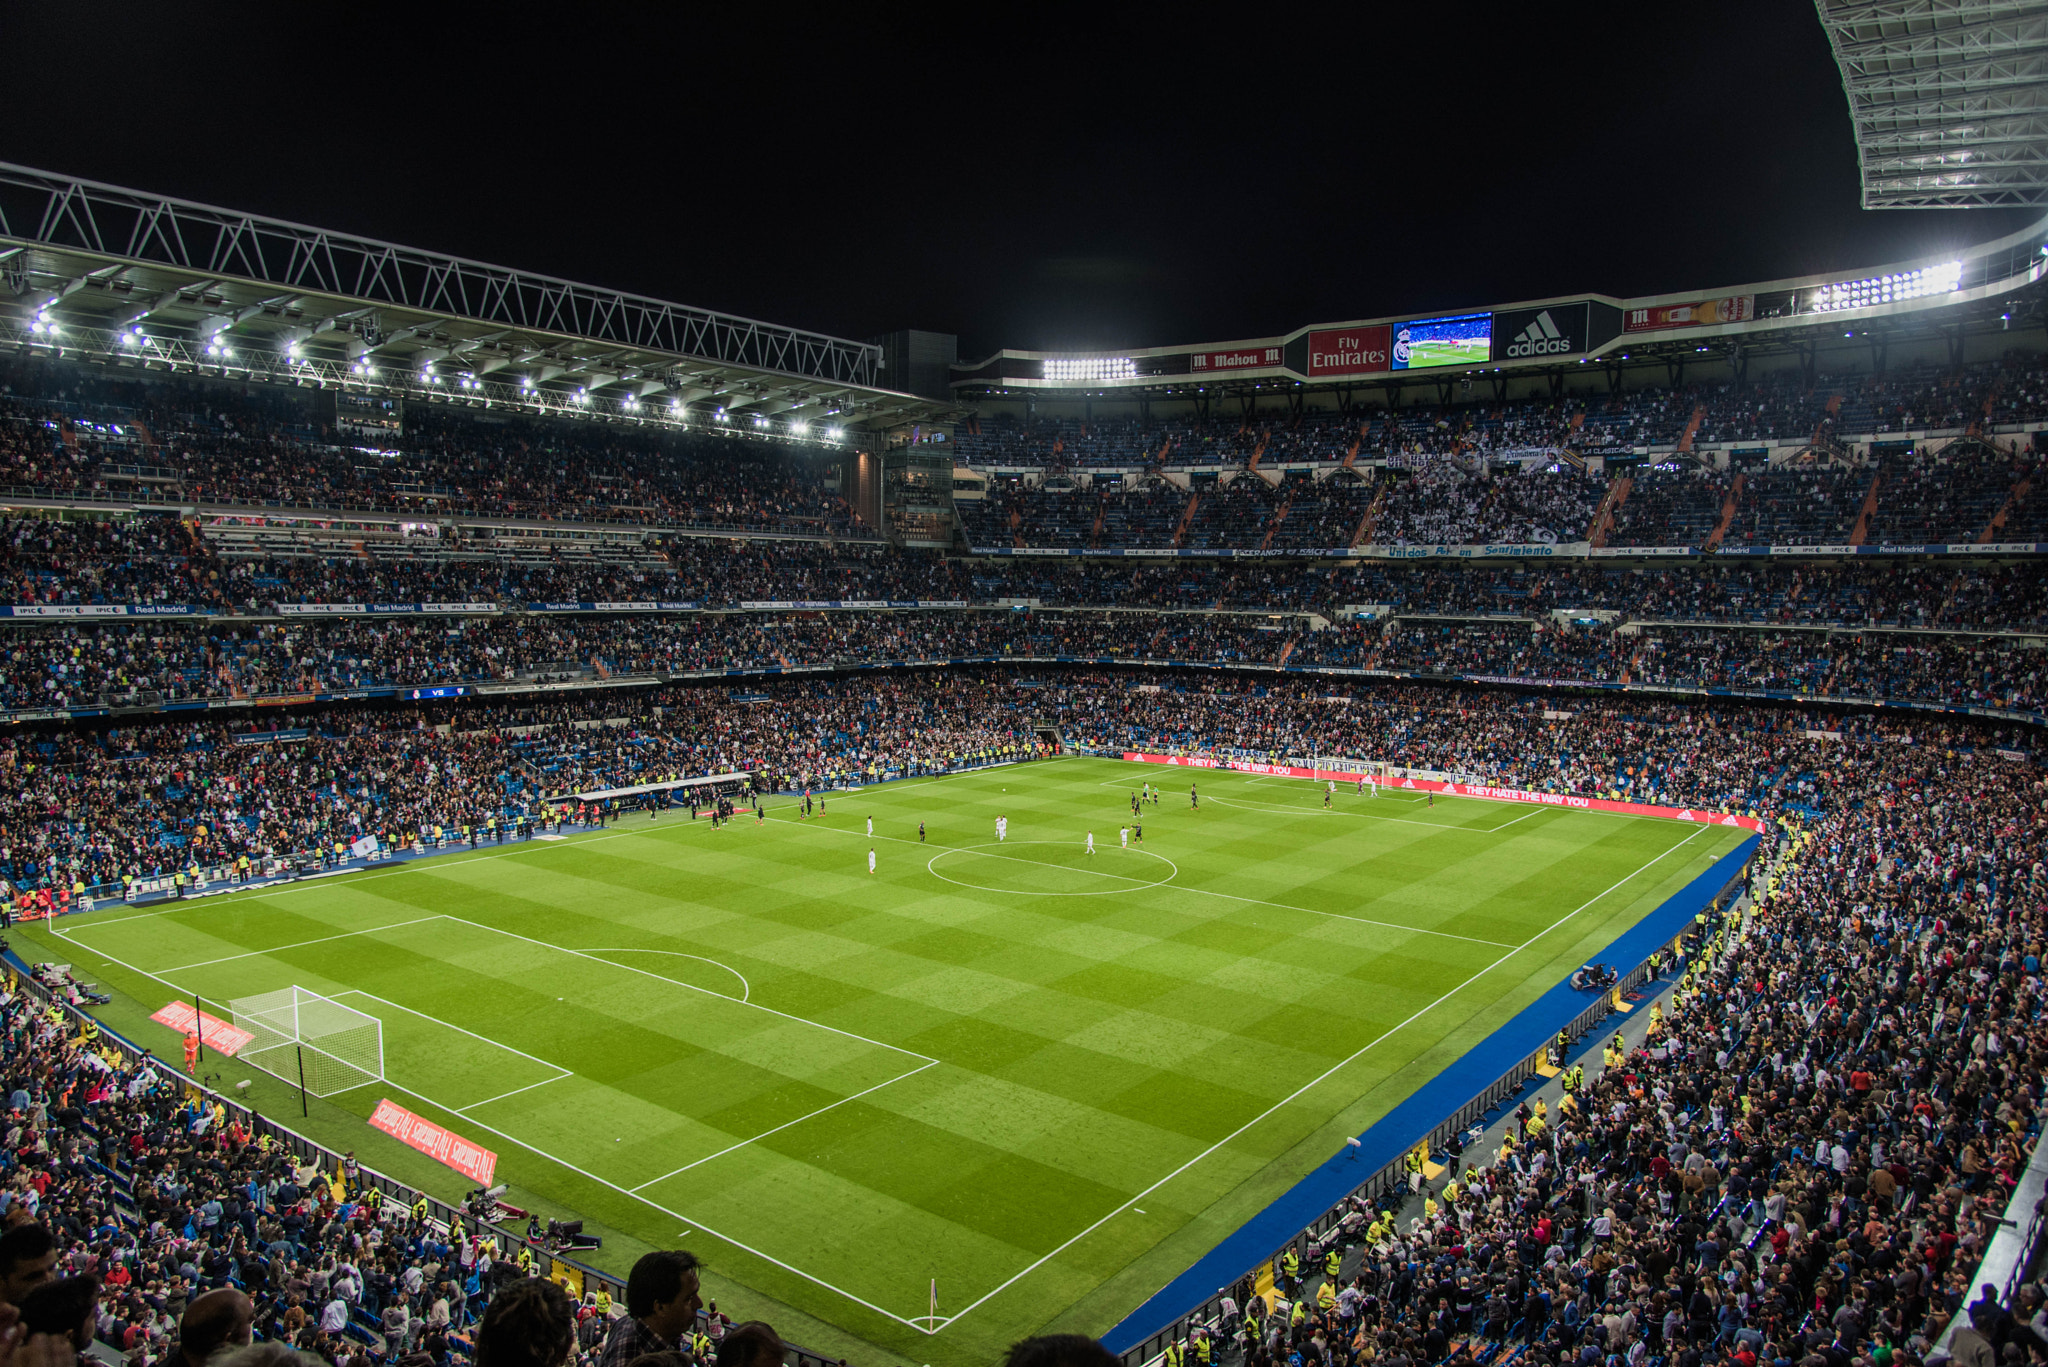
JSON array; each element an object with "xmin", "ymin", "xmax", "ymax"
[{"xmin": 2, "ymin": 3, "xmax": 2036, "ymax": 359}]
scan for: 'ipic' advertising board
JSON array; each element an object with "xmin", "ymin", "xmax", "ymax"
[
  {"xmin": 1391, "ymin": 313, "xmax": 1491, "ymax": 370},
  {"xmin": 1494, "ymin": 303, "xmax": 1589, "ymax": 360}
]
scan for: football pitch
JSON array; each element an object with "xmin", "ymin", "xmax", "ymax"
[{"xmin": 20, "ymin": 757, "xmax": 1746, "ymax": 1365}]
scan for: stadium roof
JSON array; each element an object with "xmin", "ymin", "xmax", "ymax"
[
  {"xmin": 0, "ymin": 162, "xmax": 951, "ymax": 435},
  {"xmin": 1816, "ymin": 0, "xmax": 2048, "ymax": 209}
]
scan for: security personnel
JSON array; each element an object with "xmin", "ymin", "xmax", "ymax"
[
  {"xmin": 692, "ymin": 1330, "xmax": 713, "ymax": 1361},
  {"xmin": 79, "ymin": 1016, "xmax": 99, "ymax": 1046},
  {"xmin": 1279, "ymin": 1248, "xmax": 1299, "ymax": 1295},
  {"xmin": 1403, "ymin": 1144, "xmax": 1426, "ymax": 1191},
  {"xmin": 593, "ymin": 1288, "xmax": 612, "ymax": 1317},
  {"xmin": 412, "ymin": 1195, "xmax": 431, "ymax": 1224},
  {"xmin": 1324, "ymin": 1247, "xmax": 1341, "ymax": 1281},
  {"xmin": 1161, "ymin": 1340, "xmax": 1185, "ymax": 1367},
  {"xmin": 1316, "ymin": 1279, "xmax": 1337, "ymax": 1312}
]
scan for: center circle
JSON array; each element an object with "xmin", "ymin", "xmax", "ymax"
[{"xmin": 926, "ymin": 841, "xmax": 1178, "ymax": 896}]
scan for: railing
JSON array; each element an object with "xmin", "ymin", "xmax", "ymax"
[
  {"xmin": 0, "ymin": 485, "xmax": 880, "ymax": 545},
  {"xmin": 2, "ymin": 955, "xmax": 848, "ymax": 1367}
]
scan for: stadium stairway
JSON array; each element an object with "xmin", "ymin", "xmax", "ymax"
[
  {"xmin": 1585, "ymin": 473, "xmax": 1631, "ymax": 547},
  {"xmin": 1350, "ymin": 481, "xmax": 1389, "ymax": 547},
  {"xmin": 1703, "ymin": 471, "xmax": 1745, "ymax": 552},
  {"xmin": 1981, "ymin": 467, "xmax": 2035, "ymax": 542},
  {"xmin": 1675, "ymin": 404, "xmax": 1707, "ymax": 456},
  {"xmin": 1257, "ymin": 488, "xmax": 1295, "ymax": 551},
  {"xmin": 1849, "ymin": 466, "xmax": 1883, "ymax": 546},
  {"xmin": 1172, "ymin": 490, "xmax": 1200, "ymax": 547}
]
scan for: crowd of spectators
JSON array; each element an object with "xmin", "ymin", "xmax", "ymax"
[
  {"xmin": 8, "ymin": 353, "xmax": 2047, "ymax": 562},
  {"xmin": 0, "ymin": 664, "xmax": 2043, "ymax": 1367},
  {"xmin": 1371, "ymin": 461, "xmax": 1609, "ymax": 547},
  {"xmin": 0, "ymin": 565, "xmax": 2042, "ymax": 717},
  {"xmin": 953, "ymin": 359, "xmax": 2048, "ymax": 477},
  {"xmin": 0, "ymin": 1003, "xmax": 812, "ymax": 1367},
  {"xmin": 0, "ymin": 360, "xmax": 858, "ymax": 535},
  {"xmin": 1221, "ymin": 709, "xmax": 2048, "ymax": 1367}
]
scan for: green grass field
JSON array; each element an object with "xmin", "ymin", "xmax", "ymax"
[{"xmin": 18, "ymin": 757, "xmax": 1745, "ymax": 1366}]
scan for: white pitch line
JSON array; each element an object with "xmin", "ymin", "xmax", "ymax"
[
  {"xmin": 782, "ymin": 817, "xmax": 1518, "ymax": 949},
  {"xmin": 436, "ymin": 915, "xmax": 937, "ymax": 1066},
  {"xmin": 366, "ymin": 1074, "xmax": 946, "ymax": 1334},
  {"xmin": 628, "ymin": 1057, "xmax": 941, "ymax": 1193},
  {"xmin": 39, "ymin": 917, "xmax": 946, "ymax": 1332},
  {"xmin": 332, "ymin": 987, "xmax": 573, "ymax": 1078},
  {"xmin": 578, "ymin": 948, "xmax": 751, "ymax": 1002},
  {"xmin": 931, "ymin": 821, "xmax": 1709, "ymax": 1330},
  {"xmin": 156, "ymin": 917, "xmax": 445, "ymax": 973},
  {"xmin": 933, "ymin": 845, "xmax": 1168, "ymax": 889},
  {"xmin": 456, "ymin": 1074, "xmax": 573, "ymax": 1113}
]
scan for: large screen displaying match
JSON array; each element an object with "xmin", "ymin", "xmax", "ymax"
[{"xmin": 1390, "ymin": 312, "xmax": 1493, "ymax": 370}]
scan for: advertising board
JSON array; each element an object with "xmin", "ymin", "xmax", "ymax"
[
  {"xmin": 1303, "ymin": 327, "xmax": 1392, "ymax": 377},
  {"xmin": 1495, "ymin": 303, "xmax": 1589, "ymax": 360},
  {"xmin": 1624, "ymin": 296, "xmax": 1754, "ymax": 333}
]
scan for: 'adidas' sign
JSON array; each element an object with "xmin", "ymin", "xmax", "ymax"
[{"xmin": 1505, "ymin": 310, "xmax": 1576, "ymax": 358}]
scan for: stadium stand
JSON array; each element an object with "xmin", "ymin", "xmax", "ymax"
[
  {"xmin": 6, "ymin": 673, "xmax": 2045, "ymax": 1367},
  {"xmin": 5, "ymin": 339, "xmax": 2048, "ymax": 1367}
]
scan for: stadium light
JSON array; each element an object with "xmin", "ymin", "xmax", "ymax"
[
  {"xmin": 789, "ymin": 419, "xmax": 808, "ymax": 435},
  {"xmin": 1808, "ymin": 261, "xmax": 1961, "ymax": 313},
  {"xmin": 1044, "ymin": 356, "xmax": 1136, "ymax": 383},
  {"xmin": 827, "ymin": 426, "xmax": 844, "ymax": 441}
]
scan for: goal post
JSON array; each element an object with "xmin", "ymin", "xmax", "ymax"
[{"xmin": 228, "ymin": 986, "xmax": 385, "ymax": 1098}]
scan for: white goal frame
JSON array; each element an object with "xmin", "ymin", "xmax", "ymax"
[{"xmin": 228, "ymin": 985, "xmax": 385, "ymax": 1098}]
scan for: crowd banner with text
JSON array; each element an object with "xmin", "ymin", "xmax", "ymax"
[
  {"xmin": 1304, "ymin": 326, "xmax": 1393, "ymax": 377},
  {"xmin": 367, "ymin": 1098, "xmax": 498, "ymax": 1185},
  {"xmin": 1624, "ymin": 296, "xmax": 1755, "ymax": 333},
  {"xmin": 0, "ymin": 604, "xmax": 207, "ymax": 618},
  {"xmin": 273, "ymin": 603, "xmax": 500, "ymax": 617},
  {"xmin": 1116, "ymin": 751, "xmax": 1766, "ymax": 832}
]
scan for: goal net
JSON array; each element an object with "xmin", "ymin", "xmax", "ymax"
[{"xmin": 228, "ymin": 986, "xmax": 384, "ymax": 1097}]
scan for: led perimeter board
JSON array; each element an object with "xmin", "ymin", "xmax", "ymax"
[{"xmin": 1390, "ymin": 312, "xmax": 1492, "ymax": 370}]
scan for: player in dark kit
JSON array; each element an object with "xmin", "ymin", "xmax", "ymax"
[{"xmin": 1190, "ymin": 783, "xmax": 1198, "ymax": 811}]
